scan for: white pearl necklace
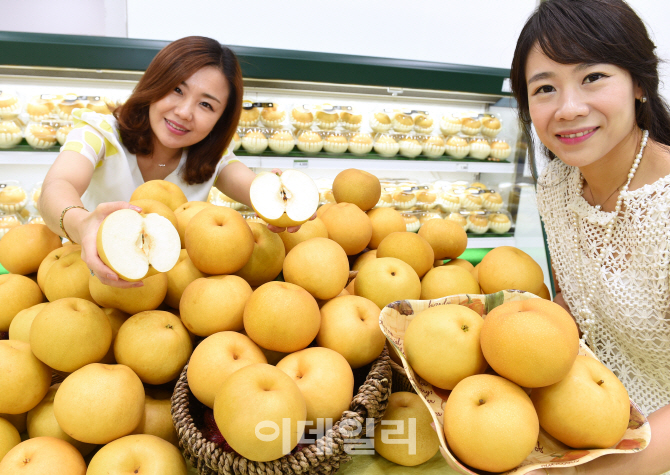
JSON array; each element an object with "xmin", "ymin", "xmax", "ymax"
[{"xmin": 571, "ymin": 129, "xmax": 649, "ymax": 346}]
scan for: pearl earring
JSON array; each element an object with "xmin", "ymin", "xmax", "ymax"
[{"xmin": 640, "ymin": 96, "xmax": 648, "ymax": 103}]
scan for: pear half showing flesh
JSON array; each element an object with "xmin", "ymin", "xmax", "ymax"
[
  {"xmin": 250, "ymin": 170, "xmax": 319, "ymax": 227},
  {"xmin": 97, "ymin": 209, "xmax": 181, "ymax": 282}
]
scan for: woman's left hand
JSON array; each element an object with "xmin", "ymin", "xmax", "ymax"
[{"xmin": 267, "ymin": 212, "xmax": 317, "ymax": 234}]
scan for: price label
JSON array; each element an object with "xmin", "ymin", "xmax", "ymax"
[
  {"xmin": 242, "ymin": 101, "xmax": 273, "ymax": 109},
  {"xmin": 456, "ymin": 163, "xmax": 469, "ymax": 171},
  {"xmin": 293, "ymin": 160, "xmax": 309, "ymax": 169}
]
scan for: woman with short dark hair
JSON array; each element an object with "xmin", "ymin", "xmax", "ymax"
[{"xmin": 510, "ymin": 1, "xmax": 670, "ymax": 473}]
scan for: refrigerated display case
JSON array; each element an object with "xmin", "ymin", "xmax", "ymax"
[{"xmin": 0, "ymin": 31, "xmax": 550, "ymax": 291}]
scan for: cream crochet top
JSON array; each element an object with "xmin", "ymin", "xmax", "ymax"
[{"xmin": 537, "ymin": 159, "xmax": 670, "ymax": 416}]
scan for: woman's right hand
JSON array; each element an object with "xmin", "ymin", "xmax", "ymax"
[{"xmin": 78, "ymin": 201, "xmax": 144, "ymax": 289}]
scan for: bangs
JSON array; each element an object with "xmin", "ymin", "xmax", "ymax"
[{"xmin": 532, "ymin": 0, "xmax": 642, "ymax": 70}]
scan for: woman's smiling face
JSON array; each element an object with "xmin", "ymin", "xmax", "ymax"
[
  {"xmin": 149, "ymin": 66, "xmax": 229, "ymax": 153},
  {"xmin": 525, "ymin": 45, "xmax": 642, "ymax": 168}
]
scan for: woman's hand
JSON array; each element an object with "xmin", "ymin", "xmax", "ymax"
[
  {"xmin": 267, "ymin": 212, "xmax": 317, "ymax": 234},
  {"xmin": 79, "ymin": 201, "xmax": 144, "ymax": 289}
]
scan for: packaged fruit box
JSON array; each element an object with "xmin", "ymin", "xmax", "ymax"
[{"xmin": 379, "ymin": 290, "xmax": 651, "ymax": 475}]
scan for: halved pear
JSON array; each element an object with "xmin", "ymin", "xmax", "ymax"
[
  {"xmin": 249, "ymin": 170, "xmax": 319, "ymax": 227},
  {"xmin": 97, "ymin": 209, "xmax": 181, "ymax": 282}
]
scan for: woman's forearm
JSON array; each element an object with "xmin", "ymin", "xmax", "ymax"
[
  {"xmin": 39, "ymin": 151, "xmax": 96, "ymax": 243},
  {"xmin": 215, "ymin": 161, "xmax": 257, "ymax": 208},
  {"xmin": 39, "ymin": 176, "xmax": 89, "ymax": 243}
]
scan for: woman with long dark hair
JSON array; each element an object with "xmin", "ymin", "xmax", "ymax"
[
  {"xmin": 39, "ymin": 36, "xmax": 288, "ymax": 289},
  {"xmin": 510, "ymin": 1, "xmax": 670, "ymax": 473}
]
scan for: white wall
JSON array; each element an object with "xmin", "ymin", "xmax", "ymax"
[
  {"xmin": 126, "ymin": 0, "xmax": 537, "ymax": 70},
  {"xmin": 0, "ymin": 0, "xmax": 127, "ymax": 37},
  {"xmin": 626, "ymin": 0, "xmax": 670, "ymax": 105},
  {"xmin": 2, "ymin": 0, "xmax": 669, "ymax": 104}
]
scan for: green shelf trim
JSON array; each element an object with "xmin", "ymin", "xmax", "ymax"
[
  {"xmin": 233, "ymin": 148, "xmax": 511, "ymax": 163},
  {"xmin": 2, "ymin": 140, "xmax": 511, "ymax": 164},
  {"xmin": 458, "ymin": 248, "xmax": 492, "ymax": 266},
  {"xmin": 0, "ymin": 31, "xmax": 511, "ymax": 96}
]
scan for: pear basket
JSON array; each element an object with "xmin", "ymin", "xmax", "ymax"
[
  {"xmin": 380, "ymin": 290, "xmax": 652, "ymax": 475},
  {"xmin": 171, "ymin": 345, "xmax": 392, "ymax": 475}
]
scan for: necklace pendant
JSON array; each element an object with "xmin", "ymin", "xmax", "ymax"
[
  {"xmin": 595, "ymin": 204, "xmax": 602, "ymax": 211},
  {"xmin": 159, "ymin": 164, "xmax": 166, "ymax": 167}
]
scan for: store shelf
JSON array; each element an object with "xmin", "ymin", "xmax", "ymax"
[
  {"xmin": 0, "ymin": 151, "xmax": 58, "ymax": 165},
  {"xmin": 239, "ymin": 156, "xmax": 513, "ymax": 173},
  {"xmin": 0, "ymin": 150, "xmax": 514, "ymax": 173},
  {"xmin": 465, "ymin": 235, "xmax": 516, "ymax": 248}
]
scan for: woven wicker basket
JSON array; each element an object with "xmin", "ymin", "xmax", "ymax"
[
  {"xmin": 172, "ymin": 345, "xmax": 392, "ymax": 475},
  {"xmin": 389, "ymin": 359, "xmax": 415, "ymax": 394}
]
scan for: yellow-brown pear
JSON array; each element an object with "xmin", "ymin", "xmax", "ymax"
[
  {"xmin": 86, "ymin": 434, "xmax": 187, "ymax": 475},
  {"xmin": 420, "ymin": 265, "xmax": 480, "ymax": 300},
  {"xmin": 185, "ymin": 206, "xmax": 255, "ymax": 275},
  {"xmin": 187, "ymin": 331, "xmax": 267, "ymax": 408},
  {"xmin": 480, "ymin": 298, "xmax": 579, "ymax": 388},
  {"xmin": 352, "ymin": 249, "xmax": 377, "ymax": 271},
  {"xmin": 278, "ymin": 217, "xmax": 328, "ymax": 254},
  {"xmin": 0, "ymin": 417, "xmax": 21, "ymax": 462},
  {"xmin": 0, "ymin": 274, "xmax": 43, "ymax": 332},
  {"xmin": 234, "ymin": 222, "xmax": 285, "ymax": 287},
  {"xmin": 113, "ymin": 310, "xmax": 192, "ymax": 385},
  {"xmin": 0, "ymin": 437, "xmax": 87, "ymax": 474},
  {"xmin": 89, "ymin": 273, "xmax": 168, "ymax": 315},
  {"xmin": 0, "ymin": 340, "xmax": 51, "ymax": 414},
  {"xmin": 132, "ymin": 394, "xmax": 179, "ymax": 446},
  {"xmin": 317, "ymin": 295, "xmax": 386, "ymax": 368},
  {"xmin": 320, "ymin": 203, "xmax": 372, "ymax": 255},
  {"xmin": 130, "ymin": 180, "xmax": 187, "ymax": 211},
  {"xmin": 478, "ymin": 246, "xmax": 544, "ymax": 295},
  {"xmin": 376, "ymin": 232, "xmax": 434, "ymax": 278},
  {"xmin": 36, "ymin": 245, "xmax": 81, "ymax": 291},
  {"xmin": 355, "ymin": 257, "xmax": 421, "ymax": 309},
  {"xmin": 129, "ymin": 199, "xmax": 178, "ymax": 229},
  {"xmin": 531, "ymin": 355, "xmax": 630, "ymax": 449},
  {"xmin": 283, "ymin": 237, "xmax": 349, "ymax": 300},
  {"xmin": 244, "ymin": 281, "xmax": 321, "ymax": 353},
  {"xmin": 180, "ymin": 275, "xmax": 253, "ymax": 336},
  {"xmin": 43, "ymin": 250, "xmax": 95, "ymax": 302},
  {"xmin": 276, "ymin": 347, "xmax": 354, "ymax": 428},
  {"xmin": 332, "ymin": 168, "xmax": 381, "ymax": 211},
  {"xmin": 374, "ymin": 392, "xmax": 439, "ymax": 466},
  {"xmin": 53, "ymin": 363, "xmax": 145, "ymax": 445},
  {"xmin": 444, "ymin": 374, "xmax": 539, "ymax": 472},
  {"xmin": 30, "ymin": 298, "xmax": 112, "ymax": 373},
  {"xmin": 26, "ymin": 384, "xmax": 97, "ymax": 456},
  {"xmin": 174, "ymin": 201, "xmax": 213, "ymax": 248},
  {"xmin": 7, "ymin": 302, "xmax": 47, "ymax": 342},
  {"xmin": 0, "ymin": 224, "xmax": 62, "ymax": 275},
  {"xmin": 418, "ymin": 218, "xmax": 467, "ymax": 260},
  {"xmin": 404, "ymin": 305, "xmax": 487, "ymax": 389},
  {"xmin": 164, "ymin": 249, "xmax": 208, "ymax": 309},
  {"xmin": 366, "ymin": 207, "xmax": 406, "ymax": 249}
]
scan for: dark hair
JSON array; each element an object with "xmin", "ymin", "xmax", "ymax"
[
  {"xmin": 510, "ymin": 0, "xmax": 670, "ymax": 167},
  {"xmin": 115, "ymin": 36, "xmax": 243, "ymax": 185}
]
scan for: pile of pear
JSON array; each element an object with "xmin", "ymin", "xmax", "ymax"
[{"xmin": 0, "ymin": 168, "xmax": 567, "ymax": 471}]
